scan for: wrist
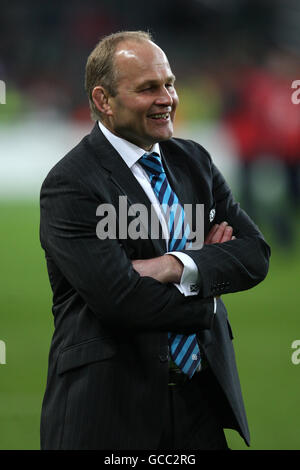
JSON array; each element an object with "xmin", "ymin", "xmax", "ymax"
[{"xmin": 164, "ymin": 254, "xmax": 184, "ymax": 283}]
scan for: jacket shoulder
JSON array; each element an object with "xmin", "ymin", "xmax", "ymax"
[
  {"xmin": 42, "ymin": 134, "xmax": 91, "ymax": 185},
  {"xmin": 161, "ymin": 137, "xmax": 213, "ymax": 164}
]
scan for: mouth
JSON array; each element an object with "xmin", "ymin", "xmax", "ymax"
[{"xmin": 147, "ymin": 112, "xmax": 170, "ymax": 121}]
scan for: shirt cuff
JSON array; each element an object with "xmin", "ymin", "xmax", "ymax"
[{"xmin": 166, "ymin": 251, "xmax": 200, "ymax": 297}]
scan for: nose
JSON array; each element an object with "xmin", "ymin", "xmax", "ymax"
[{"xmin": 155, "ymin": 85, "xmax": 173, "ymax": 107}]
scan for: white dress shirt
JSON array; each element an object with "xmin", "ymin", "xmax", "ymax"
[{"xmin": 98, "ymin": 120, "xmax": 201, "ymax": 297}]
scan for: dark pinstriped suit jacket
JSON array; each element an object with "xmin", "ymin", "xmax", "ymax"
[{"xmin": 39, "ymin": 123, "xmax": 270, "ymax": 449}]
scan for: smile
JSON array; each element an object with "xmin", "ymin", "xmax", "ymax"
[{"xmin": 148, "ymin": 113, "xmax": 170, "ymax": 120}]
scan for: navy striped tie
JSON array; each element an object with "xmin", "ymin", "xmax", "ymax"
[{"xmin": 139, "ymin": 151, "xmax": 201, "ymax": 378}]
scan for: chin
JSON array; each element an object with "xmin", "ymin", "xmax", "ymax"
[
  {"xmin": 157, "ymin": 130, "xmax": 173, "ymax": 142},
  {"xmin": 154, "ymin": 126, "xmax": 174, "ymax": 142}
]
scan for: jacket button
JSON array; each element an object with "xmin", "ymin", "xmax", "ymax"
[{"xmin": 159, "ymin": 353, "xmax": 169, "ymax": 362}]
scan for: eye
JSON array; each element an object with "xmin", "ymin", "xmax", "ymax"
[{"xmin": 139, "ymin": 86, "xmax": 154, "ymax": 92}]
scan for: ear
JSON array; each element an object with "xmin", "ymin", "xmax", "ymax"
[{"xmin": 92, "ymin": 86, "xmax": 113, "ymax": 116}]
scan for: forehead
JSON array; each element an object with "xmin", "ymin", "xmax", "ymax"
[{"xmin": 114, "ymin": 40, "xmax": 174, "ymax": 84}]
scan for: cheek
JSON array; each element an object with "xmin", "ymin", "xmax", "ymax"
[
  {"xmin": 172, "ymin": 91, "xmax": 179, "ymax": 108},
  {"xmin": 125, "ymin": 102, "xmax": 148, "ymax": 121},
  {"xmin": 117, "ymin": 107, "xmax": 142, "ymax": 126}
]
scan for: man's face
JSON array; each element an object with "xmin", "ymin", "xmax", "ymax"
[{"xmin": 103, "ymin": 40, "xmax": 179, "ymax": 150}]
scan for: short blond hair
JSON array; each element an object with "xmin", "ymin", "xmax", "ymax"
[{"xmin": 85, "ymin": 30, "xmax": 152, "ymax": 121}]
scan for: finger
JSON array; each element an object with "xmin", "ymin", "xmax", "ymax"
[
  {"xmin": 204, "ymin": 224, "xmax": 219, "ymax": 244},
  {"xmin": 211, "ymin": 221, "xmax": 228, "ymax": 243},
  {"xmin": 205, "ymin": 224, "xmax": 220, "ymax": 244},
  {"xmin": 220, "ymin": 225, "xmax": 233, "ymax": 243}
]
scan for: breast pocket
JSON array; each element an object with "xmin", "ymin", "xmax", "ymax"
[{"xmin": 57, "ymin": 337, "xmax": 117, "ymax": 375}]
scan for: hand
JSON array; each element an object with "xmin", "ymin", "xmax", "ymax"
[
  {"xmin": 132, "ymin": 222, "xmax": 236, "ymax": 284},
  {"xmin": 204, "ymin": 221, "xmax": 236, "ymax": 245},
  {"xmin": 132, "ymin": 254, "xmax": 183, "ymax": 283}
]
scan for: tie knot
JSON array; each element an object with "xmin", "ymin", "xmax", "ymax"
[{"xmin": 139, "ymin": 152, "xmax": 165, "ymax": 176}]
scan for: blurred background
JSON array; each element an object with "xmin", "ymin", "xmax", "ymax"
[{"xmin": 0, "ymin": 0, "xmax": 299, "ymax": 450}]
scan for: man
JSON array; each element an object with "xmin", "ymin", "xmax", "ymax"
[{"xmin": 40, "ymin": 31, "xmax": 270, "ymax": 450}]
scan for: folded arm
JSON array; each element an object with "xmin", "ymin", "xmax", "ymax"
[
  {"xmin": 179, "ymin": 163, "xmax": 271, "ymax": 298},
  {"xmin": 131, "ymin": 163, "xmax": 270, "ymax": 299},
  {"xmin": 40, "ymin": 170, "xmax": 215, "ymax": 334},
  {"xmin": 132, "ymin": 222, "xmax": 235, "ymax": 283}
]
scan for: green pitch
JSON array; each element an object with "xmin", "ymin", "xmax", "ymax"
[{"xmin": 0, "ymin": 202, "xmax": 299, "ymax": 449}]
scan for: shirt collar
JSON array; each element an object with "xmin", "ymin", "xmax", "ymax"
[{"xmin": 98, "ymin": 120, "xmax": 161, "ymax": 169}]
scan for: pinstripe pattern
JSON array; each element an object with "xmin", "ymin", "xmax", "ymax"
[
  {"xmin": 139, "ymin": 152, "xmax": 201, "ymax": 378},
  {"xmin": 38, "ymin": 124, "xmax": 271, "ymax": 447}
]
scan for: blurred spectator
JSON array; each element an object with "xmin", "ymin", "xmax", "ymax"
[{"xmin": 223, "ymin": 48, "xmax": 300, "ymax": 246}]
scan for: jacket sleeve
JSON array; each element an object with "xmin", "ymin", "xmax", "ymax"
[
  {"xmin": 40, "ymin": 170, "xmax": 215, "ymax": 334},
  {"xmin": 179, "ymin": 161, "xmax": 271, "ymax": 299}
]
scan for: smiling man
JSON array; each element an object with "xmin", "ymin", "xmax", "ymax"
[
  {"xmin": 91, "ymin": 38, "xmax": 177, "ymax": 149},
  {"xmin": 40, "ymin": 31, "xmax": 270, "ymax": 450}
]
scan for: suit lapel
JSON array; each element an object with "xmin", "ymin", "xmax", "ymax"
[
  {"xmin": 160, "ymin": 142, "xmax": 213, "ymax": 238},
  {"xmin": 159, "ymin": 146, "xmax": 196, "ymax": 207},
  {"xmin": 87, "ymin": 124, "xmax": 166, "ymax": 255}
]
